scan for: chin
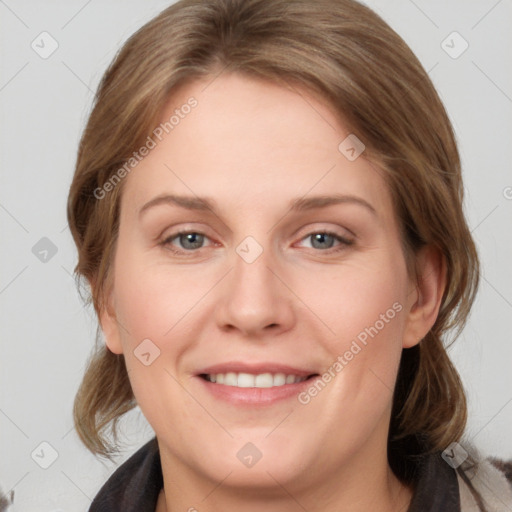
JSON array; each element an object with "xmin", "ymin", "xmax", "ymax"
[{"xmin": 196, "ymin": 432, "xmax": 316, "ymax": 490}]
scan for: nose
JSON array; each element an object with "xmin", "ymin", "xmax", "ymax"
[{"xmin": 214, "ymin": 240, "xmax": 296, "ymax": 340}]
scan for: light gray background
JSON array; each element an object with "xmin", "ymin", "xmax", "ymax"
[{"xmin": 1, "ymin": 1, "xmax": 511, "ymax": 510}]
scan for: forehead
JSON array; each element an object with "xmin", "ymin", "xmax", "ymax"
[{"xmin": 121, "ymin": 73, "xmax": 393, "ymax": 222}]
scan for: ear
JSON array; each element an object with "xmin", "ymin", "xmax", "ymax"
[
  {"xmin": 402, "ymin": 246, "xmax": 447, "ymax": 349},
  {"xmin": 91, "ymin": 276, "xmax": 123, "ymax": 355}
]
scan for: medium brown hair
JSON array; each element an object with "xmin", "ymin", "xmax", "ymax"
[{"xmin": 67, "ymin": 0, "xmax": 479, "ymax": 482}]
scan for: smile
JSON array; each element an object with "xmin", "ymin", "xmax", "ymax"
[
  {"xmin": 196, "ymin": 364, "xmax": 320, "ymax": 405},
  {"xmin": 201, "ymin": 372, "xmax": 310, "ymax": 388}
]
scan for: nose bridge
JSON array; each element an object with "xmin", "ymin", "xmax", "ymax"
[
  {"xmin": 215, "ymin": 233, "xmax": 295, "ymax": 336},
  {"xmin": 233, "ymin": 236, "xmax": 275, "ymax": 298},
  {"xmin": 231, "ymin": 234, "xmax": 280, "ymax": 309}
]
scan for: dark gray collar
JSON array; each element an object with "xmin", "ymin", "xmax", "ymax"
[{"xmin": 407, "ymin": 451, "xmax": 460, "ymax": 511}]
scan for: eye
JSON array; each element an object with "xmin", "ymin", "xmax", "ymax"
[
  {"xmin": 160, "ymin": 229, "xmax": 354, "ymax": 255},
  {"xmin": 161, "ymin": 231, "xmax": 212, "ymax": 253},
  {"xmin": 297, "ymin": 231, "xmax": 354, "ymax": 252}
]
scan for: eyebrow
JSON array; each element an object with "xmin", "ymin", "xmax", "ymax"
[{"xmin": 138, "ymin": 193, "xmax": 377, "ymax": 218}]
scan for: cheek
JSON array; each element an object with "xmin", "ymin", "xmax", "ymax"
[
  {"xmin": 290, "ymin": 260, "xmax": 407, "ymax": 448},
  {"xmin": 301, "ymin": 251, "xmax": 408, "ymax": 396},
  {"xmin": 303, "ymin": 252, "xmax": 407, "ymax": 343},
  {"xmin": 113, "ymin": 253, "xmax": 210, "ymax": 348},
  {"xmin": 111, "ymin": 255, "xmax": 212, "ymax": 434},
  {"xmin": 109, "ymin": 241, "xmax": 237, "ymax": 399}
]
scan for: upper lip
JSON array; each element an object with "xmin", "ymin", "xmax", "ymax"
[{"xmin": 197, "ymin": 362, "xmax": 318, "ymax": 377}]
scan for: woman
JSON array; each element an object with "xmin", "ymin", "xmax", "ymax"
[{"xmin": 67, "ymin": 0, "xmax": 512, "ymax": 510}]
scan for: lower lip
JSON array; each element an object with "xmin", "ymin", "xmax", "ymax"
[{"xmin": 197, "ymin": 376, "xmax": 318, "ymax": 405}]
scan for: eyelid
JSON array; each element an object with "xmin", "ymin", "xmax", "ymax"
[
  {"xmin": 293, "ymin": 222, "xmax": 356, "ymax": 241},
  {"xmin": 159, "ymin": 223, "xmax": 215, "ymax": 243}
]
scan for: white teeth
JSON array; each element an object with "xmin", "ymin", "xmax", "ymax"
[
  {"xmin": 237, "ymin": 373, "xmax": 255, "ymax": 387},
  {"xmin": 254, "ymin": 373, "xmax": 273, "ymax": 388},
  {"xmin": 273, "ymin": 373, "xmax": 286, "ymax": 386},
  {"xmin": 205, "ymin": 372, "xmax": 308, "ymax": 388},
  {"xmin": 224, "ymin": 372, "xmax": 237, "ymax": 386}
]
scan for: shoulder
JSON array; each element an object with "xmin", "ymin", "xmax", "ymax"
[
  {"xmin": 406, "ymin": 445, "xmax": 512, "ymax": 511},
  {"xmin": 89, "ymin": 438, "xmax": 163, "ymax": 512},
  {"xmin": 455, "ymin": 446, "xmax": 512, "ymax": 511}
]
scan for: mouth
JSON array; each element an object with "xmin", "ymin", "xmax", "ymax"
[
  {"xmin": 199, "ymin": 372, "xmax": 315, "ymax": 388},
  {"xmin": 195, "ymin": 363, "xmax": 320, "ymax": 405}
]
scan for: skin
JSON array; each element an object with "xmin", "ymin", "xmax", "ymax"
[{"xmin": 99, "ymin": 73, "xmax": 446, "ymax": 512}]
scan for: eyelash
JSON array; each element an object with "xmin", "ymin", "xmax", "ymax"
[{"xmin": 159, "ymin": 229, "xmax": 354, "ymax": 256}]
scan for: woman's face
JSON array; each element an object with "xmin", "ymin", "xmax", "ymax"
[{"xmin": 101, "ymin": 73, "xmax": 434, "ymax": 494}]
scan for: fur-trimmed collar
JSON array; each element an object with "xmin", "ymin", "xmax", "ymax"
[{"xmin": 457, "ymin": 453, "xmax": 512, "ymax": 511}]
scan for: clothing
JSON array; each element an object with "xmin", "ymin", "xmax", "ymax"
[
  {"xmin": 90, "ymin": 438, "xmax": 162, "ymax": 511},
  {"xmin": 89, "ymin": 438, "xmax": 512, "ymax": 511}
]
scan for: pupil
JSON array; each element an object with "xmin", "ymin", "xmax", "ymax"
[
  {"xmin": 313, "ymin": 233, "xmax": 332, "ymax": 249},
  {"xmin": 182, "ymin": 233, "xmax": 202, "ymax": 249}
]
